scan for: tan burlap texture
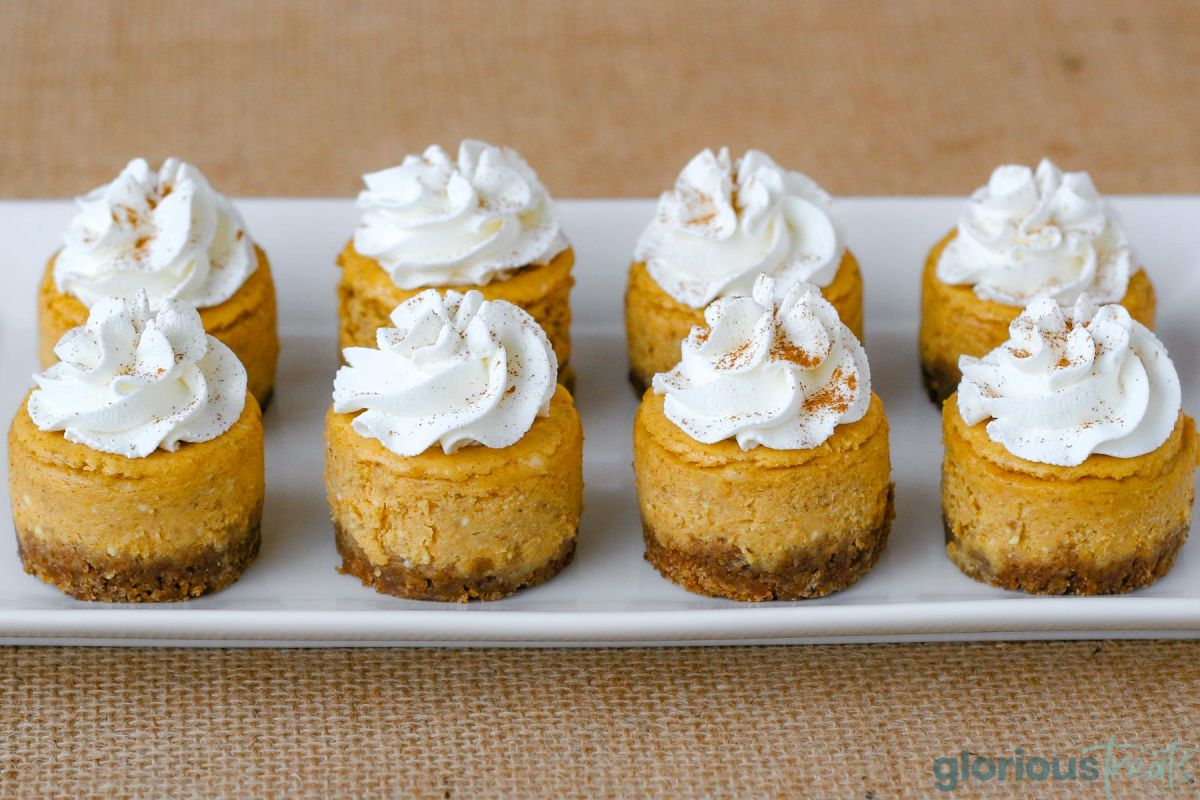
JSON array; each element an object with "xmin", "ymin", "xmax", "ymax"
[{"xmin": 2, "ymin": 2, "xmax": 1199, "ymax": 798}]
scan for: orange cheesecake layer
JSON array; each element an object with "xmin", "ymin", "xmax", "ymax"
[
  {"xmin": 8, "ymin": 395, "xmax": 265, "ymax": 601},
  {"xmin": 324, "ymin": 384, "xmax": 584, "ymax": 601},
  {"xmin": 634, "ymin": 391, "xmax": 892, "ymax": 600},
  {"xmin": 942, "ymin": 395, "xmax": 1198, "ymax": 594}
]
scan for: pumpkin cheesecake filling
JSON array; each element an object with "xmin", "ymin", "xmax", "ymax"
[
  {"xmin": 634, "ymin": 273, "xmax": 892, "ymax": 601},
  {"xmin": 326, "ymin": 387, "xmax": 582, "ymax": 601},
  {"xmin": 10, "ymin": 399, "xmax": 264, "ymax": 601},
  {"xmin": 942, "ymin": 295, "xmax": 1197, "ymax": 594},
  {"xmin": 637, "ymin": 391, "xmax": 892, "ymax": 596},
  {"xmin": 943, "ymin": 400, "xmax": 1197, "ymax": 594},
  {"xmin": 9, "ymin": 291, "xmax": 264, "ymax": 602},
  {"xmin": 325, "ymin": 288, "xmax": 583, "ymax": 602}
]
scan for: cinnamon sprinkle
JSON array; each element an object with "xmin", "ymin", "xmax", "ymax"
[
  {"xmin": 715, "ymin": 341, "xmax": 754, "ymax": 370},
  {"xmin": 769, "ymin": 321, "xmax": 819, "ymax": 368},
  {"xmin": 803, "ymin": 367, "xmax": 856, "ymax": 416}
]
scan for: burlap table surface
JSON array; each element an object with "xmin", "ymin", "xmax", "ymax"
[{"xmin": 2, "ymin": 2, "xmax": 1199, "ymax": 798}]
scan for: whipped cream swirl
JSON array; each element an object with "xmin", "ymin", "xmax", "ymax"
[
  {"xmin": 28, "ymin": 291, "xmax": 247, "ymax": 458},
  {"xmin": 353, "ymin": 140, "xmax": 568, "ymax": 289},
  {"xmin": 653, "ymin": 273, "xmax": 870, "ymax": 450},
  {"xmin": 635, "ymin": 148, "xmax": 844, "ymax": 309},
  {"xmin": 55, "ymin": 158, "xmax": 258, "ymax": 309},
  {"xmin": 958, "ymin": 296, "xmax": 1180, "ymax": 467},
  {"xmin": 937, "ymin": 159, "xmax": 1132, "ymax": 306},
  {"xmin": 333, "ymin": 289, "xmax": 557, "ymax": 456}
]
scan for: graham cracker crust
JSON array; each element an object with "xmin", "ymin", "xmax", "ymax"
[
  {"xmin": 920, "ymin": 360, "xmax": 958, "ymax": 406},
  {"xmin": 643, "ymin": 486, "xmax": 895, "ymax": 601},
  {"xmin": 16, "ymin": 518, "xmax": 261, "ymax": 602},
  {"xmin": 334, "ymin": 523, "xmax": 577, "ymax": 602},
  {"xmin": 944, "ymin": 518, "xmax": 1189, "ymax": 595}
]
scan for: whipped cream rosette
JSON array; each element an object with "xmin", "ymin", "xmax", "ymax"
[
  {"xmin": 635, "ymin": 148, "xmax": 844, "ymax": 309},
  {"xmin": 937, "ymin": 159, "xmax": 1132, "ymax": 306},
  {"xmin": 957, "ymin": 295, "xmax": 1181, "ymax": 467},
  {"xmin": 353, "ymin": 140, "xmax": 568, "ymax": 289},
  {"xmin": 333, "ymin": 289, "xmax": 557, "ymax": 456},
  {"xmin": 653, "ymin": 273, "xmax": 870, "ymax": 450},
  {"xmin": 27, "ymin": 290, "xmax": 248, "ymax": 458},
  {"xmin": 54, "ymin": 158, "xmax": 258, "ymax": 309}
]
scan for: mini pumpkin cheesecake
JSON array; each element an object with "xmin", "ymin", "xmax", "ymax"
[
  {"xmin": 920, "ymin": 158, "xmax": 1155, "ymax": 405},
  {"xmin": 9, "ymin": 291, "xmax": 264, "ymax": 602},
  {"xmin": 626, "ymin": 148, "xmax": 862, "ymax": 394},
  {"xmin": 942, "ymin": 296, "xmax": 1198, "ymax": 595},
  {"xmin": 37, "ymin": 158, "xmax": 279, "ymax": 407},
  {"xmin": 634, "ymin": 274, "xmax": 892, "ymax": 601},
  {"xmin": 338, "ymin": 140, "xmax": 575, "ymax": 388},
  {"xmin": 325, "ymin": 288, "xmax": 583, "ymax": 602}
]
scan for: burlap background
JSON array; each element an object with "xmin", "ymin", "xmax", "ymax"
[
  {"xmin": 3, "ymin": 1, "xmax": 1199, "ymax": 199},
  {"xmin": 2, "ymin": 2, "xmax": 1199, "ymax": 798}
]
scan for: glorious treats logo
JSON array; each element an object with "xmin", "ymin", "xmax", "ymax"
[{"xmin": 932, "ymin": 737, "xmax": 1196, "ymax": 798}]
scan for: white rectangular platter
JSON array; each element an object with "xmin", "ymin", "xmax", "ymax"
[{"xmin": 1, "ymin": 197, "xmax": 1199, "ymax": 647}]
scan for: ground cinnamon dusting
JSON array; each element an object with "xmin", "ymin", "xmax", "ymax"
[
  {"xmin": 770, "ymin": 322, "xmax": 819, "ymax": 368},
  {"xmin": 715, "ymin": 341, "xmax": 754, "ymax": 370},
  {"xmin": 803, "ymin": 366, "xmax": 856, "ymax": 415}
]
